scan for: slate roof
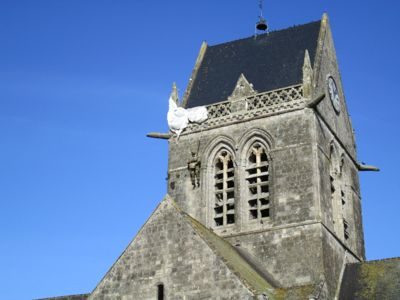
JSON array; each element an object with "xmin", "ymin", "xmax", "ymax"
[
  {"xmin": 185, "ymin": 20, "xmax": 321, "ymax": 108},
  {"xmin": 338, "ymin": 257, "xmax": 400, "ymax": 299}
]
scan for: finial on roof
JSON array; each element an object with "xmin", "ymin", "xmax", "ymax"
[
  {"xmin": 255, "ymin": 0, "xmax": 268, "ymax": 32},
  {"xmin": 170, "ymin": 82, "xmax": 179, "ymax": 104},
  {"xmin": 228, "ymin": 74, "xmax": 257, "ymax": 101},
  {"xmin": 302, "ymin": 50, "xmax": 313, "ymax": 99},
  {"xmin": 321, "ymin": 12, "xmax": 329, "ymax": 26}
]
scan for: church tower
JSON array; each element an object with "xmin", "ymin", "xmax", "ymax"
[
  {"xmin": 80, "ymin": 14, "xmax": 393, "ymax": 300},
  {"xmin": 40, "ymin": 10, "xmax": 400, "ymax": 300},
  {"xmin": 166, "ymin": 14, "xmax": 366, "ymax": 298}
]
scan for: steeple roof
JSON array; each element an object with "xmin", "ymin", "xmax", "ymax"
[{"xmin": 185, "ymin": 20, "xmax": 321, "ymax": 108}]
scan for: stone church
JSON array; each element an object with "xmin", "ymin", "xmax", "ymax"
[{"xmin": 43, "ymin": 14, "xmax": 399, "ymax": 300}]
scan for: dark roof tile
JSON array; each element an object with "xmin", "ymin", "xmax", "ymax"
[{"xmin": 186, "ymin": 20, "xmax": 321, "ymax": 107}]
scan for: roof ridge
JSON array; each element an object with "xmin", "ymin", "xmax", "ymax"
[{"xmin": 207, "ymin": 19, "xmax": 321, "ymax": 48}]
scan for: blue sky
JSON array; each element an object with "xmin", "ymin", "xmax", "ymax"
[{"xmin": 1, "ymin": 1, "xmax": 399, "ymax": 299}]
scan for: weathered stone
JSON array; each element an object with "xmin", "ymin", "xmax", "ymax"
[{"xmin": 42, "ymin": 14, "xmax": 396, "ymax": 300}]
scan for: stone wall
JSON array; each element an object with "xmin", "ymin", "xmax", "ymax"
[
  {"xmin": 168, "ymin": 109, "xmax": 317, "ymax": 233},
  {"xmin": 164, "ymin": 16, "xmax": 365, "ymax": 298},
  {"xmin": 225, "ymin": 223, "xmax": 324, "ymax": 288},
  {"xmin": 314, "ymin": 111, "xmax": 365, "ymax": 260},
  {"xmin": 312, "ymin": 16, "xmax": 357, "ymax": 159},
  {"xmin": 320, "ymin": 225, "xmax": 360, "ymax": 299},
  {"xmin": 88, "ymin": 198, "xmax": 255, "ymax": 300}
]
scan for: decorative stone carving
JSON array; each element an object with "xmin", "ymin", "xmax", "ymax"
[
  {"xmin": 229, "ymin": 73, "xmax": 257, "ymax": 100},
  {"xmin": 229, "ymin": 74, "xmax": 257, "ymax": 112},
  {"xmin": 184, "ymin": 84, "xmax": 305, "ymax": 134}
]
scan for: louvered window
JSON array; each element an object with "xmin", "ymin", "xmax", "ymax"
[
  {"xmin": 214, "ymin": 151, "xmax": 235, "ymax": 226},
  {"xmin": 246, "ymin": 144, "xmax": 270, "ymax": 220}
]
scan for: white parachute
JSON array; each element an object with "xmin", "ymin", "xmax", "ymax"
[
  {"xmin": 167, "ymin": 96, "xmax": 189, "ymax": 137},
  {"xmin": 167, "ymin": 84, "xmax": 208, "ymax": 137},
  {"xmin": 187, "ymin": 106, "xmax": 208, "ymax": 124}
]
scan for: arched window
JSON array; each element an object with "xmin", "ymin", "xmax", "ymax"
[
  {"xmin": 214, "ymin": 150, "xmax": 235, "ymax": 227},
  {"xmin": 246, "ymin": 143, "xmax": 270, "ymax": 220}
]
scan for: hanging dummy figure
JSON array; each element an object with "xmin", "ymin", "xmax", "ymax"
[{"xmin": 187, "ymin": 151, "xmax": 201, "ymax": 189}]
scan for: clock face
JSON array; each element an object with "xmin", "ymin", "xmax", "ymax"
[{"xmin": 327, "ymin": 76, "xmax": 341, "ymax": 114}]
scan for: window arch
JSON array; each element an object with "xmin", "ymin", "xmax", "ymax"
[
  {"xmin": 213, "ymin": 149, "xmax": 236, "ymax": 227},
  {"xmin": 246, "ymin": 142, "xmax": 270, "ymax": 220}
]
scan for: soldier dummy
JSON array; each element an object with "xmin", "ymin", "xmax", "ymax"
[{"xmin": 187, "ymin": 152, "xmax": 201, "ymax": 188}]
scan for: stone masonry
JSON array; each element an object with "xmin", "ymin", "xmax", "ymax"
[
  {"xmin": 167, "ymin": 14, "xmax": 363, "ymax": 299},
  {"xmin": 41, "ymin": 13, "xmax": 400, "ymax": 300}
]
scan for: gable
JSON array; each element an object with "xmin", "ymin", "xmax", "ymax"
[
  {"xmin": 185, "ymin": 21, "xmax": 321, "ymax": 108},
  {"xmin": 88, "ymin": 195, "xmax": 273, "ymax": 299},
  {"xmin": 312, "ymin": 14, "xmax": 357, "ymax": 159}
]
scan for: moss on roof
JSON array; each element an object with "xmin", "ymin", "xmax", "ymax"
[
  {"xmin": 273, "ymin": 285, "xmax": 315, "ymax": 300},
  {"xmin": 339, "ymin": 257, "xmax": 400, "ymax": 300}
]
